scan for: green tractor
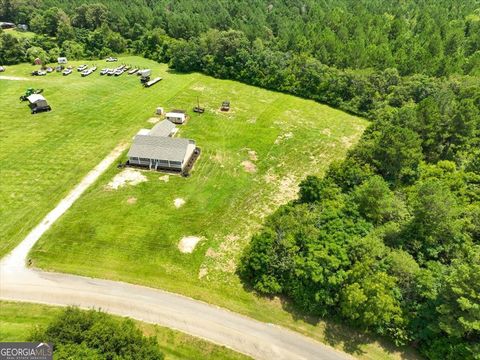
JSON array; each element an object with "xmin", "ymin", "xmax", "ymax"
[{"xmin": 20, "ymin": 88, "xmax": 44, "ymax": 101}]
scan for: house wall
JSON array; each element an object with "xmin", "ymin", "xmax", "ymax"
[{"xmin": 129, "ymin": 157, "xmax": 183, "ymax": 171}]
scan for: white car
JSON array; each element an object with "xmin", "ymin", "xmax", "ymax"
[
  {"xmin": 90, "ymin": 66, "xmax": 97, "ymax": 72},
  {"xmin": 106, "ymin": 57, "xmax": 118, "ymax": 62},
  {"xmin": 107, "ymin": 69, "xmax": 116, "ymax": 76},
  {"xmin": 114, "ymin": 69, "xmax": 124, "ymax": 76},
  {"xmin": 0, "ymin": 66, "xmax": 5, "ymax": 72},
  {"xmin": 100, "ymin": 68, "xmax": 109, "ymax": 75},
  {"xmin": 81, "ymin": 69, "xmax": 93, "ymax": 77},
  {"xmin": 77, "ymin": 64, "xmax": 88, "ymax": 71},
  {"xmin": 62, "ymin": 68, "xmax": 72, "ymax": 76}
]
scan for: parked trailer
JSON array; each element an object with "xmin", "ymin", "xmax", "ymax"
[{"xmin": 144, "ymin": 77, "xmax": 162, "ymax": 88}]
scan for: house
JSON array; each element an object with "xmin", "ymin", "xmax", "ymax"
[
  {"xmin": 127, "ymin": 136, "xmax": 196, "ymax": 171},
  {"xmin": 166, "ymin": 112, "xmax": 186, "ymax": 124},
  {"xmin": 57, "ymin": 57, "xmax": 67, "ymax": 64}
]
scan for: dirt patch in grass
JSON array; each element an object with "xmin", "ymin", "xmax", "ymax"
[
  {"xmin": 241, "ymin": 160, "xmax": 257, "ymax": 173},
  {"xmin": 106, "ymin": 169, "xmax": 147, "ymax": 190},
  {"xmin": 248, "ymin": 150, "xmax": 258, "ymax": 161},
  {"xmin": 126, "ymin": 196, "xmax": 137, "ymax": 204},
  {"xmin": 148, "ymin": 117, "xmax": 160, "ymax": 124},
  {"xmin": 273, "ymin": 175, "xmax": 299, "ymax": 205},
  {"xmin": 322, "ymin": 128, "xmax": 332, "ymax": 137},
  {"xmin": 174, "ymin": 198, "xmax": 185, "ymax": 208},
  {"xmin": 0, "ymin": 75, "xmax": 30, "ymax": 81},
  {"xmin": 178, "ymin": 236, "xmax": 203, "ymax": 253},
  {"xmin": 274, "ymin": 132, "xmax": 294, "ymax": 145},
  {"xmin": 159, "ymin": 175, "xmax": 169, "ymax": 182}
]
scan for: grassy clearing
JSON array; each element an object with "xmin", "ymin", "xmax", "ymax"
[
  {"xmin": 0, "ymin": 56, "xmax": 419, "ymax": 359},
  {"xmin": 0, "ymin": 301, "xmax": 250, "ymax": 360}
]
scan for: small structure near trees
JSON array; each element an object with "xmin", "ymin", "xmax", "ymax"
[
  {"xmin": 221, "ymin": 100, "xmax": 230, "ymax": 111},
  {"xmin": 57, "ymin": 57, "xmax": 68, "ymax": 64},
  {"xmin": 166, "ymin": 111, "xmax": 187, "ymax": 124}
]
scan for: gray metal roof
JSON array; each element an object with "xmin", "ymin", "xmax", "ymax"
[
  {"xmin": 127, "ymin": 135, "xmax": 194, "ymax": 162},
  {"xmin": 149, "ymin": 120, "xmax": 176, "ymax": 137},
  {"xmin": 27, "ymin": 94, "xmax": 46, "ymax": 103}
]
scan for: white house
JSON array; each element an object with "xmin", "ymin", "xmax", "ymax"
[{"xmin": 166, "ymin": 112, "xmax": 186, "ymax": 124}]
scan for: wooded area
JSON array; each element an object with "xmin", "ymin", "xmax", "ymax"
[{"xmin": 1, "ymin": 1, "xmax": 479, "ymax": 358}]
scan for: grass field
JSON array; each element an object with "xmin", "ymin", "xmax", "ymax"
[
  {"xmin": 0, "ymin": 301, "xmax": 250, "ymax": 360},
  {"xmin": 1, "ymin": 56, "xmax": 419, "ymax": 359}
]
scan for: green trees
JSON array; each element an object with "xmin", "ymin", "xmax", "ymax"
[{"xmin": 29, "ymin": 307, "xmax": 164, "ymax": 360}]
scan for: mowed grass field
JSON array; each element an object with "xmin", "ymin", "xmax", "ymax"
[
  {"xmin": 1, "ymin": 56, "xmax": 418, "ymax": 358},
  {"xmin": 0, "ymin": 301, "xmax": 250, "ymax": 360}
]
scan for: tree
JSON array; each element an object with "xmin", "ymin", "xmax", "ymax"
[
  {"xmin": 353, "ymin": 175, "xmax": 407, "ymax": 225},
  {"xmin": 29, "ymin": 307, "xmax": 164, "ymax": 360}
]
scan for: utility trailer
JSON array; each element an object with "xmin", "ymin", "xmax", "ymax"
[{"xmin": 144, "ymin": 77, "xmax": 162, "ymax": 87}]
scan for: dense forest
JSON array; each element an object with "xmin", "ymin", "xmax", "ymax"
[{"xmin": 1, "ymin": 1, "xmax": 479, "ymax": 359}]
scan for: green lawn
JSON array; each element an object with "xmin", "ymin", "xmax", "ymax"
[
  {"xmin": 0, "ymin": 301, "xmax": 250, "ymax": 360},
  {"xmin": 1, "ymin": 56, "xmax": 419, "ymax": 359}
]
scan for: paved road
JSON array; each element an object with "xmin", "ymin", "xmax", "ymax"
[{"xmin": 0, "ymin": 144, "xmax": 352, "ymax": 360}]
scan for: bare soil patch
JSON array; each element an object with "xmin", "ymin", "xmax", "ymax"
[
  {"xmin": 148, "ymin": 117, "xmax": 160, "ymax": 124},
  {"xmin": 0, "ymin": 75, "xmax": 30, "ymax": 81},
  {"xmin": 126, "ymin": 196, "xmax": 137, "ymax": 204},
  {"xmin": 106, "ymin": 169, "xmax": 147, "ymax": 190},
  {"xmin": 159, "ymin": 175, "xmax": 169, "ymax": 182},
  {"xmin": 178, "ymin": 236, "xmax": 203, "ymax": 253},
  {"xmin": 248, "ymin": 150, "xmax": 258, "ymax": 161},
  {"xmin": 241, "ymin": 160, "xmax": 257, "ymax": 173}
]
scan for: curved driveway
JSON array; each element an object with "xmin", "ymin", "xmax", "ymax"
[{"xmin": 0, "ymin": 144, "xmax": 352, "ymax": 360}]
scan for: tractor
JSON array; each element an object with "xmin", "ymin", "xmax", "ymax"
[{"xmin": 20, "ymin": 88, "xmax": 44, "ymax": 101}]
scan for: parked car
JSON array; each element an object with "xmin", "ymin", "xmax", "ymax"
[
  {"xmin": 90, "ymin": 66, "xmax": 97, "ymax": 72},
  {"xmin": 81, "ymin": 69, "xmax": 93, "ymax": 77},
  {"xmin": 31, "ymin": 70, "xmax": 46, "ymax": 76},
  {"xmin": 107, "ymin": 69, "xmax": 115, "ymax": 76},
  {"xmin": 114, "ymin": 68, "xmax": 124, "ymax": 76},
  {"xmin": 106, "ymin": 57, "xmax": 118, "ymax": 62},
  {"xmin": 45, "ymin": 67, "xmax": 53, "ymax": 73},
  {"xmin": 100, "ymin": 68, "xmax": 109, "ymax": 75},
  {"xmin": 62, "ymin": 68, "xmax": 72, "ymax": 76},
  {"xmin": 77, "ymin": 64, "xmax": 87, "ymax": 71},
  {"xmin": 0, "ymin": 66, "xmax": 5, "ymax": 72}
]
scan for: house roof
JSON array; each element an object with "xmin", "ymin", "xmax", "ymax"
[
  {"xmin": 166, "ymin": 112, "xmax": 186, "ymax": 119},
  {"xmin": 27, "ymin": 94, "xmax": 46, "ymax": 103},
  {"xmin": 127, "ymin": 135, "xmax": 194, "ymax": 162},
  {"xmin": 149, "ymin": 120, "xmax": 176, "ymax": 137}
]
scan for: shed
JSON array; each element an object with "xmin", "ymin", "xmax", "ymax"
[
  {"xmin": 166, "ymin": 112, "xmax": 186, "ymax": 124},
  {"xmin": 127, "ymin": 136, "xmax": 196, "ymax": 171},
  {"xmin": 34, "ymin": 58, "xmax": 42, "ymax": 65},
  {"xmin": 17, "ymin": 24, "xmax": 28, "ymax": 31},
  {"xmin": 58, "ymin": 57, "xmax": 68, "ymax": 64},
  {"xmin": 27, "ymin": 94, "xmax": 48, "ymax": 107},
  {"xmin": 149, "ymin": 120, "xmax": 176, "ymax": 137},
  {"xmin": 156, "ymin": 107, "xmax": 164, "ymax": 115}
]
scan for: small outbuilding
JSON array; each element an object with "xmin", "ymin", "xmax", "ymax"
[
  {"xmin": 17, "ymin": 24, "xmax": 28, "ymax": 31},
  {"xmin": 166, "ymin": 112, "xmax": 186, "ymax": 124},
  {"xmin": 57, "ymin": 57, "xmax": 68, "ymax": 64}
]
